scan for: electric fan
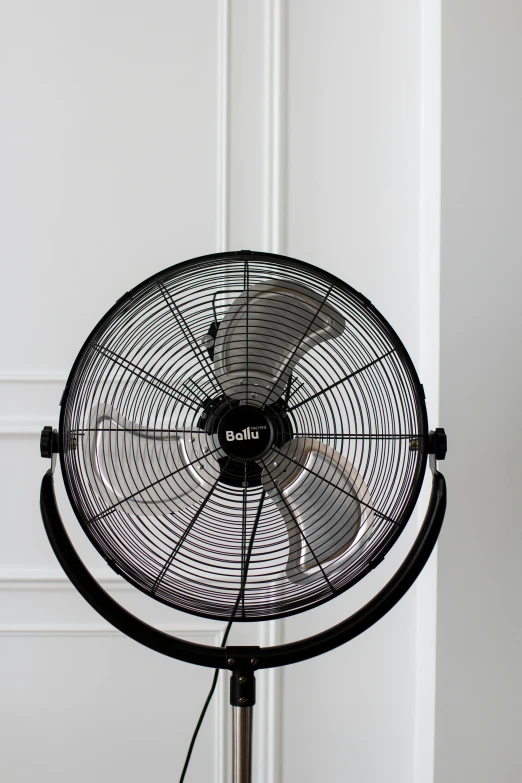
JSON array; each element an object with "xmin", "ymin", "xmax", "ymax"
[{"xmin": 39, "ymin": 250, "xmax": 447, "ymax": 782}]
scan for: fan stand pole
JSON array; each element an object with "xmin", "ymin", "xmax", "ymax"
[
  {"xmin": 228, "ymin": 653, "xmax": 258, "ymax": 783},
  {"xmin": 232, "ymin": 705, "xmax": 253, "ymax": 783}
]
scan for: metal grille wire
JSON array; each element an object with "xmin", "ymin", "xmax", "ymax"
[{"xmin": 60, "ymin": 252, "xmax": 427, "ymax": 621}]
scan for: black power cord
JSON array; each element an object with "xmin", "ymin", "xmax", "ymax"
[
  {"xmin": 178, "ymin": 490, "xmax": 265, "ymax": 783},
  {"xmin": 178, "ymin": 619, "xmax": 235, "ymax": 783}
]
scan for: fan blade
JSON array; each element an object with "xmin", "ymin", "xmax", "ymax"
[
  {"xmin": 261, "ymin": 439, "xmax": 374, "ymax": 584},
  {"xmin": 82, "ymin": 403, "xmax": 219, "ymax": 516},
  {"xmin": 213, "ymin": 280, "xmax": 345, "ymax": 405}
]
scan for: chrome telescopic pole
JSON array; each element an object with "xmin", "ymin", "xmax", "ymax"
[
  {"xmin": 228, "ymin": 652, "xmax": 258, "ymax": 783},
  {"xmin": 232, "ymin": 706, "xmax": 253, "ymax": 783}
]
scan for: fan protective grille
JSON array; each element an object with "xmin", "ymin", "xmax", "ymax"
[{"xmin": 60, "ymin": 252, "xmax": 428, "ymax": 621}]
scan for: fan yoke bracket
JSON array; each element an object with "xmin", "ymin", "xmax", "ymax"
[
  {"xmin": 40, "ymin": 434, "xmax": 446, "ymax": 672},
  {"xmin": 226, "ymin": 648, "xmax": 260, "ymax": 707}
]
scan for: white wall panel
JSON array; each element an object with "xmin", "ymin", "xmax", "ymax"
[
  {"xmin": 0, "ymin": 628, "xmax": 226, "ymax": 783},
  {"xmin": 285, "ymin": 0, "xmax": 421, "ymax": 347},
  {"xmin": 0, "ymin": 0, "xmax": 220, "ymax": 375}
]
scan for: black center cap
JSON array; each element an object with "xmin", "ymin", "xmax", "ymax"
[{"xmin": 217, "ymin": 405, "xmax": 274, "ymax": 462}]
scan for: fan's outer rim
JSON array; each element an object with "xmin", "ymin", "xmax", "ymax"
[{"xmin": 58, "ymin": 249, "xmax": 429, "ymax": 623}]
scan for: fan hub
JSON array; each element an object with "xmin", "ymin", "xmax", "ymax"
[{"xmin": 217, "ymin": 405, "xmax": 274, "ymax": 463}]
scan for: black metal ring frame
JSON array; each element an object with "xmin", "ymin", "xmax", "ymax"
[
  {"xmin": 56, "ymin": 250, "xmax": 431, "ymax": 623},
  {"xmin": 41, "ymin": 453, "xmax": 446, "ymax": 670}
]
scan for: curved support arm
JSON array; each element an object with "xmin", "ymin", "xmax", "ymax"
[
  {"xmin": 40, "ymin": 466, "xmax": 224, "ymax": 669},
  {"xmin": 41, "ymin": 462, "xmax": 446, "ymax": 671}
]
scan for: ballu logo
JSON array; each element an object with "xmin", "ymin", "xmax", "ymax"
[{"xmin": 226, "ymin": 425, "xmax": 267, "ymax": 442}]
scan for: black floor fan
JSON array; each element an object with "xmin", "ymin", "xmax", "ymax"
[{"xmin": 39, "ymin": 250, "xmax": 447, "ymax": 782}]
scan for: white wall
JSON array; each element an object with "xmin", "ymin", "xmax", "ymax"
[
  {"xmin": 435, "ymin": 2, "xmax": 522, "ymax": 780},
  {"xmin": 0, "ymin": 2, "xmax": 441, "ymax": 782}
]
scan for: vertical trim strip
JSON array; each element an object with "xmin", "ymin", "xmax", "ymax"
[
  {"xmin": 216, "ymin": 0, "xmax": 230, "ymax": 252},
  {"xmin": 217, "ymin": 3, "xmax": 285, "ymax": 778},
  {"xmin": 415, "ymin": 1, "xmax": 441, "ymax": 782},
  {"xmin": 264, "ymin": 0, "xmax": 285, "ymax": 254},
  {"xmin": 261, "ymin": 2, "xmax": 286, "ymax": 778},
  {"xmin": 257, "ymin": 620, "xmax": 283, "ymax": 783}
]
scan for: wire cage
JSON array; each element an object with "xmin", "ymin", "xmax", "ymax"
[{"xmin": 59, "ymin": 251, "xmax": 428, "ymax": 623}]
